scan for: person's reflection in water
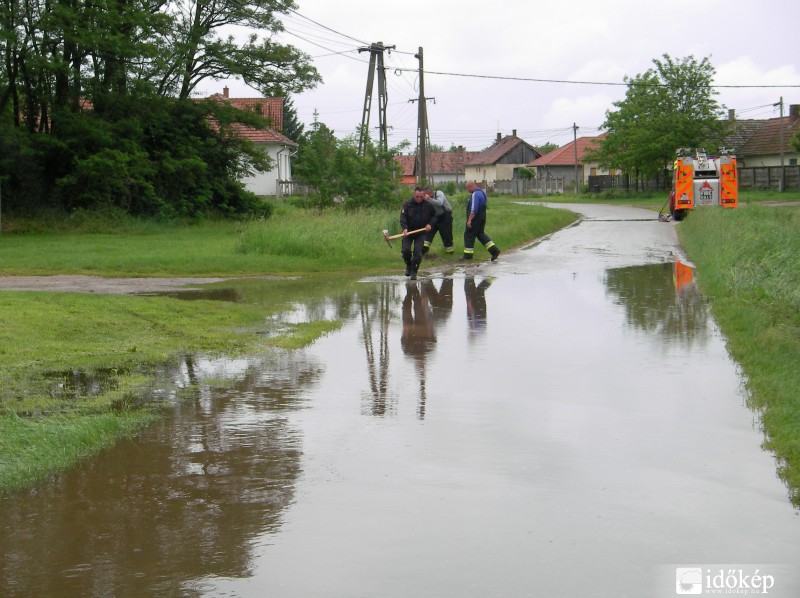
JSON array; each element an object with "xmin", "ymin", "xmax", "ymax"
[
  {"xmin": 401, "ymin": 278, "xmax": 453, "ymax": 418},
  {"xmin": 465, "ymin": 276, "xmax": 492, "ymax": 340}
]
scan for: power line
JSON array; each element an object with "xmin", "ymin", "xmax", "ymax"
[
  {"xmin": 287, "ymin": 9, "xmax": 368, "ymax": 46},
  {"xmin": 391, "ymin": 67, "xmax": 800, "ymax": 89}
]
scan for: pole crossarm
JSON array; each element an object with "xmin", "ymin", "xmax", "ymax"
[{"xmin": 358, "ymin": 42, "xmax": 395, "ymax": 155}]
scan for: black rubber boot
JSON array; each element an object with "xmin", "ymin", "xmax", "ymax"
[
  {"xmin": 489, "ymin": 246, "xmax": 501, "ymax": 261},
  {"xmin": 410, "ymin": 261, "xmax": 420, "ymax": 280},
  {"xmin": 403, "ymin": 251, "xmax": 412, "ymax": 276},
  {"xmin": 459, "ymin": 253, "xmax": 473, "ymax": 261}
]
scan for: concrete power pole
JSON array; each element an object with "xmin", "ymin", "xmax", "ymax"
[
  {"xmin": 415, "ymin": 47, "xmax": 428, "ymax": 185},
  {"xmin": 778, "ymin": 96, "xmax": 785, "ymax": 193},
  {"xmin": 573, "ymin": 123, "xmax": 579, "ymax": 195},
  {"xmin": 358, "ymin": 42, "xmax": 394, "ymax": 156}
]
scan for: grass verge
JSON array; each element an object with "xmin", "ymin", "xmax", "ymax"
[{"xmin": 678, "ymin": 205, "xmax": 800, "ymax": 504}]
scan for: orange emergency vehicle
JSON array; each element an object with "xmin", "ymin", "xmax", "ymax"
[{"xmin": 668, "ymin": 148, "xmax": 738, "ymax": 221}]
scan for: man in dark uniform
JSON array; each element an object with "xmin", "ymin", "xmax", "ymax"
[
  {"xmin": 400, "ymin": 186, "xmax": 437, "ymax": 280},
  {"xmin": 461, "ymin": 180, "xmax": 500, "ymax": 261},
  {"xmin": 422, "ymin": 186, "xmax": 454, "ymax": 256}
]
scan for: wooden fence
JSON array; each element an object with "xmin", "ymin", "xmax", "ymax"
[{"xmin": 738, "ymin": 166, "xmax": 800, "ymax": 191}]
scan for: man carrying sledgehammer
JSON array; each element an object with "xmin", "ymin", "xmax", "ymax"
[{"xmin": 400, "ymin": 186, "xmax": 437, "ymax": 280}]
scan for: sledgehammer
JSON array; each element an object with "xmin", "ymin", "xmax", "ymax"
[{"xmin": 382, "ymin": 227, "xmax": 427, "ymax": 248}]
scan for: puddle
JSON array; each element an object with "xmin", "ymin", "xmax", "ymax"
[{"xmin": 3, "ymin": 204, "xmax": 800, "ymax": 597}]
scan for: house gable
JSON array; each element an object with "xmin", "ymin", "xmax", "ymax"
[{"xmin": 466, "ymin": 133, "xmax": 542, "ymax": 167}]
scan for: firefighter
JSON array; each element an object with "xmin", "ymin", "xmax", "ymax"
[
  {"xmin": 461, "ymin": 181, "xmax": 500, "ymax": 261},
  {"xmin": 400, "ymin": 187, "xmax": 437, "ymax": 280},
  {"xmin": 422, "ymin": 186, "xmax": 454, "ymax": 255}
]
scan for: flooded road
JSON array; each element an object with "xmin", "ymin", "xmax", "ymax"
[{"xmin": 2, "ymin": 204, "xmax": 800, "ymax": 597}]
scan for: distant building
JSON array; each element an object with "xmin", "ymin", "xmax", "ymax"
[
  {"xmin": 394, "ymin": 147, "xmax": 479, "ymax": 188},
  {"xmin": 726, "ymin": 104, "xmax": 800, "ymax": 168},
  {"xmin": 464, "ymin": 131, "xmax": 542, "ymax": 187},
  {"xmin": 207, "ymin": 87, "xmax": 297, "ymax": 197},
  {"xmin": 529, "ymin": 135, "xmax": 608, "ymax": 187}
]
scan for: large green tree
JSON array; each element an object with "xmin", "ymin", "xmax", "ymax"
[
  {"xmin": 159, "ymin": 0, "xmax": 320, "ymax": 100},
  {"xmin": 589, "ymin": 54, "xmax": 728, "ymax": 187},
  {"xmin": 0, "ymin": 0, "xmax": 320, "ymax": 216}
]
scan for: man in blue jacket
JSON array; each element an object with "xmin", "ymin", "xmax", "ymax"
[
  {"xmin": 461, "ymin": 181, "xmax": 500, "ymax": 261},
  {"xmin": 400, "ymin": 187, "xmax": 437, "ymax": 280}
]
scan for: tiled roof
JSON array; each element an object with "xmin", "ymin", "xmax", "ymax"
[
  {"xmin": 465, "ymin": 135, "xmax": 539, "ymax": 166},
  {"xmin": 722, "ymin": 119, "xmax": 764, "ymax": 153},
  {"xmin": 394, "ymin": 149, "xmax": 481, "ymax": 176},
  {"xmin": 395, "ymin": 155, "xmax": 416, "ymax": 176},
  {"xmin": 529, "ymin": 135, "xmax": 605, "ymax": 167},
  {"xmin": 427, "ymin": 149, "xmax": 480, "ymax": 173},
  {"xmin": 207, "ymin": 93, "xmax": 295, "ymax": 146},
  {"xmin": 737, "ymin": 114, "xmax": 800, "ymax": 156}
]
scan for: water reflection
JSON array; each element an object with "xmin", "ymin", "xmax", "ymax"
[
  {"xmin": 465, "ymin": 276, "xmax": 493, "ymax": 339},
  {"xmin": 603, "ymin": 261, "xmax": 709, "ymax": 346},
  {"xmin": 360, "ymin": 283, "xmax": 398, "ymax": 417},
  {"xmin": 0, "ymin": 351, "xmax": 322, "ymax": 598},
  {"xmin": 358, "ymin": 279, "xmax": 455, "ymax": 419}
]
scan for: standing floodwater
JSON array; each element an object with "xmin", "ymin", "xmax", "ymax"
[{"xmin": 2, "ymin": 204, "xmax": 799, "ymax": 597}]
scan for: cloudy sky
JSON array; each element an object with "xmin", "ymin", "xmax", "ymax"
[{"xmin": 202, "ymin": 0, "xmax": 800, "ymax": 152}]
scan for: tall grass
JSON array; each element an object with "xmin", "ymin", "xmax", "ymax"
[
  {"xmin": 237, "ymin": 197, "xmax": 578, "ymax": 270},
  {"xmin": 678, "ymin": 206, "xmax": 800, "ymax": 503}
]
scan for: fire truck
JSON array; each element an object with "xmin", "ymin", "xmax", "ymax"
[{"xmin": 668, "ymin": 148, "xmax": 738, "ymax": 221}]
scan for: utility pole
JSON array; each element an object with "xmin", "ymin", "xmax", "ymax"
[
  {"xmin": 777, "ymin": 96, "xmax": 785, "ymax": 193},
  {"xmin": 573, "ymin": 123, "xmax": 579, "ymax": 195},
  {"xmin": 357, "ymin": 41, "xmax": 394, "ymax": 156},
  {"xmin": 415, "ymin": 47, "xmax": 429, "ymax": 185}
]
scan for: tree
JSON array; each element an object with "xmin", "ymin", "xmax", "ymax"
[
  {"xmin": 0, "ymin": 0, "xmax": 320, "ymax": 216},
  {"xmin": 293, "ymin": 122, "xmax": 402, "ymax": 208},
  {"xmin": 536, "ymin": 142, "xmax": 559, "ymax": 155},
  {"xmin": 282, "ymin": 95, "xmax": 304, "ymax": 142},
  {"xmin": 160, "ymin": 0, "xmax": 321, "ymax": 100},
  {"xmin": 589, "ymin": 54, "xmax": 728, "ymax": 188}
]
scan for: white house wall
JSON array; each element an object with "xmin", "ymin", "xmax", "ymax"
[{"xmin": 242, "ymin": 144, "xmax": 294, "ymax": 196}]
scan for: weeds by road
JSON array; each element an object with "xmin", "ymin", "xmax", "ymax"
[{"xmin": 678, "ymin": 205, "xmax": 800, "ymax": 505}]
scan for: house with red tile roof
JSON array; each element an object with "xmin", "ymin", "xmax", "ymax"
[
  {"xmin": 464, "ymin": 131, "xmax": 542, "ymax": 186},
  {"xmin": 394, "ymin": 147, "xmax": 480, "ymax": 188},
  {"xmin": 395, "ymin": 155, "xmax": 417, "ymax": 186},
  {"xmin": 207, "ymin": 87, "xmax": 297, "ymax": 197},
  {"xmin": 730, "ymin": 104, "xmax": 800, "ymax": 168},
  {"xmin": 528, "ymin": 134, "xmax": 608, "ymax": 188}
]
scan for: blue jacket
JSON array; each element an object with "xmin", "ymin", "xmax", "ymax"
[{"xmin": 467, "ymin": 187, "xmax": 488, "ymax": 216}]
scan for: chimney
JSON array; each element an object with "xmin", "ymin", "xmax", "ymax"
[
  {"xmin": 496, "ymin": 132, "xmax": 502, "ymax": 142},
  {"xmin": 790, "ymin": 104, "xmax": 800, "ymax": 118},
  {"xmin": 728, "ymin": 108, "xmax": 736, "ymax": 121},
  {"xmin": 512, "ymin": 129, "xmax": 517, "ymax": 137},
  {"xmin": 223, "ymin": 86, "xmax": 229, "ymax": 98}
]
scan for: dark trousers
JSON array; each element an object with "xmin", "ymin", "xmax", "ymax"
[
  {"xmin": 464, "ymin": 214, "xmax": 493, "ymax": 250},
  {"xmin": 401, "ymin": 231, "xmax": 426, "ymax": 265},
  {"xmin": 426, "ymin": 211, "xmax": 454, "ymax": 250}
]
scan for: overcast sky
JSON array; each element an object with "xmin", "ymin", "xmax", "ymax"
[{"xmin": 201, "ymin": 0, "xmax": 800, "ymax": 152}]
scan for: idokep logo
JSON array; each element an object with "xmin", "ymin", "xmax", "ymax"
[
  {"xmin": 674, "ymin": 566, "xmax": 777, "ymax": 595},
  {"xmin": 676, "ymin": 567, "xmax": 703, "ymax": 594}
]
